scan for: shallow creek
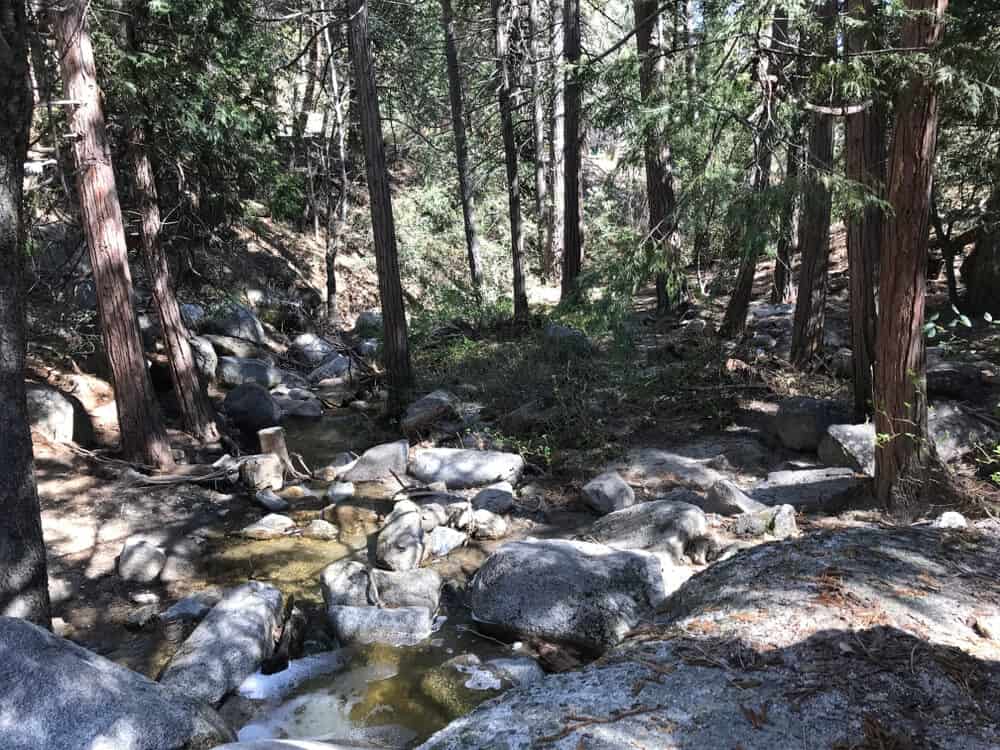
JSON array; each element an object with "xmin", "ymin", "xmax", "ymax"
[{"xmin": 220, "ymin": 414, "xmax": 523, "ymax": 747}]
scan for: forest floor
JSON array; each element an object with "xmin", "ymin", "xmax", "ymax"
[{"xmin": 23, "ymin": 219, "xmax": 1000, "ymax": 745}]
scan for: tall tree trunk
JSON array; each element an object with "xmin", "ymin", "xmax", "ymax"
[
  {"xmin": 789, "ymin": 0, "xmax": 836, "ymax": 367},
  {"xmin": 0, "ymin": 0, "xmax": 52, "ymax": 628},
  {"xmin": 844, "ymin": 0, "xmax": 885, "ymax": 418},
  {"xmin": 874, "ymin": 0, "xmax": 949, "ymax": 513},
  {"xmin": 719, "ymin": 10, "xmax": 786, "ymax": 337},
  {"xmin": 771, "ymin": 128, "xmax": 801, "ymax": 304},
  {"xmin": 291, "ymin": 14, "xmax": 319, "ymax": 169},
  {"xmin": 493, "ymin": 0, "xmax": 529, "ymax": 319},
  {"xmin": 124, "ymin": 12, "xmax": 219, "ymax": 443},
  {"xmin": 127, "ymin": 125, "xmax": 220, "ymax": 443},
  {"xmin": 347, "ymin": 0, "xmax": 413, "ymax": 407},
  {"xmin": 323, "ymin": 18, "xmax": 349, "ymax": 327},
  {"xmin": 546, "ymin": 0, "xmax": 565, "ymax": 281},
  {"xmin": 964, "ymin": 147, "xmax": 1000, "ymax": 315},
  {"xmin": 529, "ymin": 0, "xmax": 548, "ymax": 268},
  {"xmin": 440, "ymin": 0, "xmax": 483, "ymax": 299},
  {"xmin": 560, "ymin": 0, "xmax": 584, "ymax": 299},
  {"xmin": 54, "ymin": 0, "xmax": 174, "ymax": 470},
  {"xmin": 635, "ymin": 0, "xmax": 680, "ymax": 313}
]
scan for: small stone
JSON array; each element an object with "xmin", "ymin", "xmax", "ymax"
[
  {"xmin": 933, "ymin": 511, "xmax": 967, "ymax": 529},
  {"xmin": 421, "ymin": 503, "xmax": 450, "ymax": 531},
  {"xmin": 700, "ymin": 480, "xmax": 767, "ymax": 516},
  {"xmin": 974, "ymin": 615, "xmax": 1000, "ymax": 641},
  {"xmin": 278, "ymin": 485, "xmax": 317, "ymax": 500},
  {"xmin": 472, "ymin": 482, "xmax": 516, "ymax": 514},
  {"xmin": 162, "ymin": 590, "xmax": 225, "ymax": 623},
  {"xmin": 326, "ymin": 481, "xmax": 355, "ymax": 502},
  {"xmin": 735, "ymin": 504, "xmax": 798, "ymax": 539},
  {"xmin": 472, "ymin": 509, "xmax": 508, "ymax": 540},
  {"xmin": 303, "ymin": 519, "xmax": 339, "ymax": 540},
  {"xmin": 581, "ymin": 471, "xmax": 635, "ymax": 515},
  {"xmin": 240, "ymin": 514, "xmax": 295, "ymax": 539},
  {"xmin": 126, "ymin": 604, "xmax": 160, "ymax": 630},
  {"xmin": 319, "ymin": 560, "xmax": 370, "ymax": 607},
  {"xmin": 775, "ymin": 397, "xmax": 849, "ymax": 452},
  {"xmin": 254, "ymin": 489, "xmax": 290, "ymax": 512},
  {"xmin": 424, "ymin": 526, "xmax": 467, "ymax": 559},
  {"xmin": 129, "ymin": 591, "xmax": 161, "ymax": 606},
  {"xmin": 402, "ymin": 390, "xmax": 461, "ymax": 435},
  {"xmin": 446, "ymin": 502, "xmax": 474, "ymax": 531},
  {"xmin": 118, "ymin": 538, "xmax": 166, "ymax": 583},
  {"xmin": 340, "ymin": 440, "xmax": 409, "ymax": 483},
  {"xmin": 326, "ymin": 605, "xmax": 432, "ymax": 647},
  {"xmin": 321, "ymin": 503, "xmax": 380, "ymax": 538},
  {"xmin": 376, "ymin": 500, "xmax": 425, "ymax": 571}
]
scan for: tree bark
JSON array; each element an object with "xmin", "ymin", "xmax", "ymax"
[
  {"xmin": 560, "ymin": 0, "xmax": 584, "ymax": 299},
  {"xmin": 123, "ymin": 11, "xmax": 220, "ymax": 443},
  {"xmin": 546, "ymin": 0, "xmax": 565, "ymax": 281},
  {"xmin": 874, "ymin": 0, "xmax": 949, "ymax": 513},
  {"xmin": 493, "ymin": 0, "xmax": 529, "ymax": 320},
  {"xmin": 719, "ymin": 10, "xmax": 786, "ymax": 338},
  {"xmin": 347, "ymin": 0, "xmax": 413, "ymax": 408},
  {"xmin": 323, "ymin": 18, "xmax": 349, "ymax": 327},
  {"xmin": 771, "ymin": 131, "xmax": 800, "ymax": 304},
  {"xmin": 54, "ymin": 0, "xmax": 174, "ymax": 470},
  {"xmin": 635, "ymin": 0, "xmax": 680, "ymax": 313},
  {"xmin": 844, "ymin": 0, "xmax": 885, "ymax": 418},
  {"xmin": 440, "ymin": 0, "xmax": 483, "ymax": 299},
  {"xmin": 789, "ymin": 0, "xmax": 836, "ymax": 367},
  {"xmin": 0, "ymin": 0, "xmax": 52, "ymax": 628},
  {"xmin": 964, "ymin": 148, "xmax": 1000, "ymax": 315},
  {"xmin": 529, "ymin": 0, "xmax": 549, "ymax": 269},
  {"xmin": 291, "ymin": 13, "xmax": 319, "ymax": 169}
]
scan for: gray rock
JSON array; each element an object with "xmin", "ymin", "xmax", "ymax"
[
  {"xmin": 370, "ymin": 568, "xmax": 442, "ymax": 611},
  {"xmin": 472, "ymin": 482, "xmax": 516, "ymax": 514},
  {"xmin": 159, "ymin": 581, "xmax": 283, "ymax": 706},
  {"xmin": 615, "ymin": 447, "xmax": 725, "ymax": 492},
  {"xmin": 25, "ymin": 382, "xmax": 79, "ymax": 443},
  {"xmin": 775, "ymin": 396, "xmax": 849, "ymax": 451},
  {"xmin": 934, "ymin": 510, "xmax": 967, "ymax": 529},
  {"xmin": 189, "ymin": 335, "xmax": 218, "ymax": 380},
  {"xmin": 376, "ymin": 500, "xmax": 424, "ymax": 571},
  {"xmin": 204, "ymin": 333, "xmax": 262, "ymax": 358},
  {"xmin": 290, "ymin": 333, "xmax": 337, "ymax": 367},
  {"xmin": 0, "ymin": 616, "xmax": 234, "ymax": 750},
  {"xmin": 818, "ymin": 423, "xmax": 876, "ymax": 475},
  {"xmin": 239, "ymin": 453, "xmax": 285, "ymax": 492},
  {"xmin": 277, "ymin": 397, "xmax": 323, "ymax": 419},
  {"xmin": 218, "ymin": 357, "xmax": 282, "ymax": 388},
  {"xmin": 402, "ymin": 390, "xmax": 461, "ymax": 435},
  {"xmin": 446, "ymin": 501, "xmax": 474, "ymax": 531},
  {"xmin": 240, "ymin": 514, "xmax": 295, "ymax": 539},
  {"xmin": 927, "ymin": 361, "xmax": 983, "ymax": 398},
  {"xmin": 929, "ymin": 400, "xmax": 996, "ymax": 461},
  {"xmin": 216, "ymin": 743, "xmax": 374, "ymax": 750},
  {"xmin": 325, "ymin": 481, "xmax": 355, "ymax": 502},
  {"xmin": 542, "ymin": 323, "xmax": 591, "ymax": 354},
  {"xmin": 470, "ymin": 538, "xmax": 666, "ymax": 651},
  {"xmin": 471, "ymin": 509, "xmax": 508, "ymax": 540},
  {"xmin": 340, "ymin": 440, "xmax": 409, "ymax": 483},
  {"xmin": 420, "ymin": 502, "xmax": 450, "ymax": 531},
  {"xmin": 254, "ymin": 489, "xmax": 290, "ymax": 512},
  {"xmin": 357, "ymin": 338, "xmax": 379, "ymax": 357},
  {"xmin": 224, "ymin": 383, "xmax": 283, "ymax": 434},
  {"xmin": 126, "ymin": 603, "xmax": 160, "ymax": 630},
  {"xmin": 308, "ymin": 354, "xmax": 351, "ymax": 383},
  {"xmin": 204, "ymin": 304, "xmax": 266, "ymax": 345},
  {"xmin": 320, "ymin": 560, "xmax": 370, "ymax": 607},
  {"xmin": 701, "ymin": 480, "xmax": 767, "ymax": 516},
  {"xmin": 735, "ymin": 504, "xmax": 798, "ymax": 539},
  {"xmin": 326, "ymin": 605, "xmax": 433, "ymax": 646},
  {"xmin": 422, "ymin": 525, "xmax": 1000, "ymax": 750},
  {"xmin": 750, "ymin": 467, "xmax": 867, "ymax": 511},
  {"xmin": 162, "ymin": 589, "xmax": 226, "ymax": 623},
  {"xmin": 303, "ymin": 519, "xmax": 340, "ymax": 540},
  {"xmin": 118, "ymin": 537, "xmax": 166, "ymax": 583},
  {"xmin": 581, "ymin": 471, "xmax": 635, "ymax": 515},
  {"xmin": 483, "ymin": 657, "xmax": 545, "ymax": 687},
  {"xmin": 409, "ymin": 448, "xmax": 525, "ymax": 489},
  {"xmin": 589, "ymin": 496, "xmax": 709, "ymax": 562},
  {"xmin": 180, "ymin": 302, "xmax": 206, "ymax": 329},
  {"xmin": 354, "ymin": 310, "xmax": 383, "ymax": 336},
  {"xmin": 424, "ymin": 526, "xmax": 467, "ymax": 559}
]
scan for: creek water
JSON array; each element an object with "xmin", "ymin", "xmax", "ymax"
[{"xmin": 227, "ymin": 414, "xmax": 518, "ymax": 748}]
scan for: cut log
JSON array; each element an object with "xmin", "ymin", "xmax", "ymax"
[
  {"xmin": 258, "ymin": 426, "xmax": 309, "ymax": 480},
  {"xmin": 239, "ymin": 453, "xmax": 284, "ymax": 492}
]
